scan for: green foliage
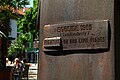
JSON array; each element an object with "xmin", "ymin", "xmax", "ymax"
[
  {"xmin": 17, "ymin": 0, "xmax": 39, "ymax": 39},
  {"xmin": 0, "ymin": 0, "xmax": 30, "ymax": 68},
  {"xmin": 8, "ymin": 0, "xmax": 39, "ymax": 57},
  {"xmin": 8, "ymin": 33, "xmax": 30, "ymax": 56},
  {"xmin": 0, "ymin": 0, "xmax": 29, "ymax": 19},
  {"xmin": 0, "ymin": 0, "xmax": 29, "ymax": 34},
  {"xmin": 1, "ymin": 0, "xmax": 30, "ymax": 56},
  {"xmin": 0, "ymin": 0, "xmax": 29, "ymax": 9}
]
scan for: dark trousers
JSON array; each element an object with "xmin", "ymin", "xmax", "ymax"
[{"xmin": 13, "ymin": 74, "xmax": 21, "ymax": 80}]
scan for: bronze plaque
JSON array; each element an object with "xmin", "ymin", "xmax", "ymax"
[
  {"xmin": 44, "ymin": 20, "xmax": 108, "ymax": 50},
  {"xmin": 44, "ymin": 37, "xmax": 61, "ymax": 47}
]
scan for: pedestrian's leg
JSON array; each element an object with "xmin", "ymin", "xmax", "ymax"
[{"xmin": 14, "ymin": 75, "xmax": 19, "ymax": 80}]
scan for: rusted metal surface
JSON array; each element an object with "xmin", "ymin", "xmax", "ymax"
[{"xmin": 38, "ymin": 0, "xmax": 114, "ymax": 80}]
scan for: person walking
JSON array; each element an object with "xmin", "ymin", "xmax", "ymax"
[{"xmin": 12, "ymin": 58, "xmax": 24, "ymax": 80}]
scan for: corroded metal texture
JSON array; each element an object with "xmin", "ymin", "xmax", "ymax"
[{"xmin": 38, "ymin": 0, "xmax": 114, "ymax": 80}]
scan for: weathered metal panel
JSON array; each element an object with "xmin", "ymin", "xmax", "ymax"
[
  {"xmin": 44, "ymin": 20, "xmax": 108, "ymax": 51},
  {"xmin": 38, "ymin": 0, "xmax": 114, "ymax": 80}
]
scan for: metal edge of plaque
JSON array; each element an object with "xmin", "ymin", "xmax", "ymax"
[{"xmin": 44, "ymin": 37, "xmax": 61, "ymax": 48}]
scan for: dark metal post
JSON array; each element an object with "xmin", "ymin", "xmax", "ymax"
[{"xmin": 38, "ymin": 0, "xmax": 115, "ymax": 80}]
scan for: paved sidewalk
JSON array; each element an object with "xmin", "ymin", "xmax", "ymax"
[{"xmin": 28, "ymin": 63, "xmax": 38, "ymax": 80}]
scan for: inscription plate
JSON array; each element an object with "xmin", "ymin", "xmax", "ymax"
[
  {"xmin": 44, "ymin": 20, "xmax": 108, "ymax": 50},
  {"xmin": 44, "ymin": 37, "xmax": 61, "ymax": 48}
]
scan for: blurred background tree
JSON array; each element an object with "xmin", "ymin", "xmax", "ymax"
[
  {"xmin": 17, "ymin": 0, "xmax": 39, "ymax": 39},
  {"xmin": 8, "ymin": 0, "xmax": 39, "ymax": 61},
  {"xmin": 0, "ymin": 0, "xmax": 29, "ymax": 68}
]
